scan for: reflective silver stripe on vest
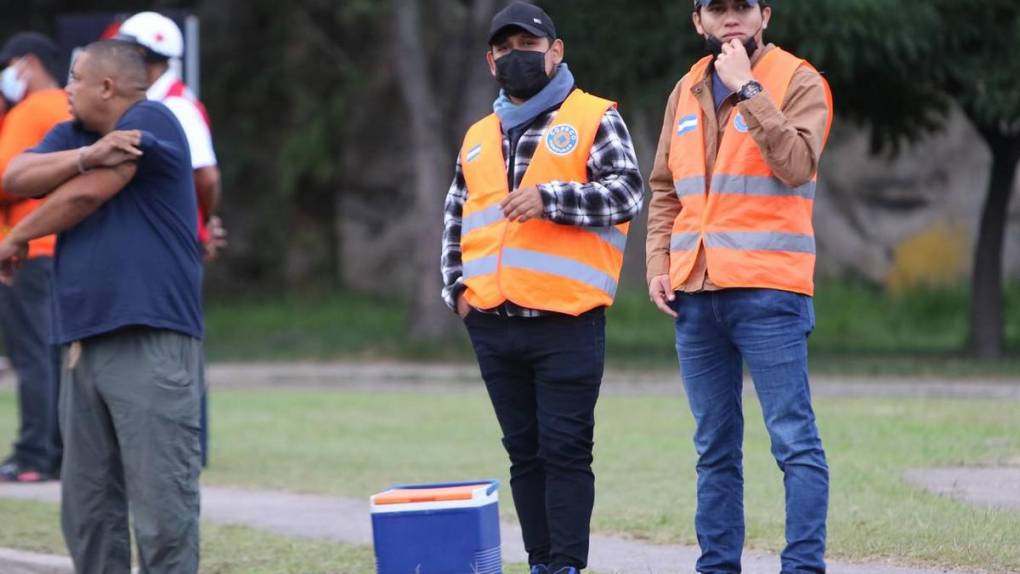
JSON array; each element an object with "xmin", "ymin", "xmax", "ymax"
[
  {"xmin": 502, "ymin": 248, "xmax": 618, "ymax": 297},
  {"xmin": 584, "ymin": 226, "xmax": 628, "ymax": 253},
  {"xmin": 462, "ymin": 205, "xmax": 505, "ymax": 236},
  {"xmin": 674, "ymin": 176, "xmax": 706, "ymax": 199},
  {"xmin": 463, "ymin": 255, "xmax": 499, "ymax": 279},
  {"xmin": 670, "ymin": 232, "xmax": 701, "ymax": 252},
  {"xmin": 705, "ymin": 231, "xmax": 816, "ymax": 254},
  {"xmin": 711, "ymin": 174, "xmax": 816, "ymax": 200}
]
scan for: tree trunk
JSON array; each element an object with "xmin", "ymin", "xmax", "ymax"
[
  {"xmin": 392, "ymin": 0, "xmax": 458, "ymax": 339},
  {"xmin": 969, "ymin": 135, "xmax": 1020, "ymax": 359},
  {"xmin": 453, "ymin": 0, "xmax": 503, "ymax": 135}
]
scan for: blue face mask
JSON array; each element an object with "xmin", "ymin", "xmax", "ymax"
[{"xmin": 1, "ymin": 61, "xmax": 28, "ymax": 104}]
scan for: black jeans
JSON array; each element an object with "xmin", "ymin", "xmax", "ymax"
[
  {"xmin": 464, "ymin": 308, "xmax": 605, "ymax": 571},
  {"xmin": 0, "ymin": 257, "xmax": 62, "ymax": 473}
]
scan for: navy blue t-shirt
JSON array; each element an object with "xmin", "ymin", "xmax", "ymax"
[{"xmin": 31, "ymin": 100, "xmax": 203, "ymax": 344}]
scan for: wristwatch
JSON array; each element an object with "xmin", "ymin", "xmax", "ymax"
[{"xmin": 737, "ymin": 80, "xmax": 763, "ymax": 102}]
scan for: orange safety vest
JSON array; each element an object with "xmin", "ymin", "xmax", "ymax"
[
  {"xmin": 668, "ymin": 48, "xmax": 833, "ymax": 296},
  {"xmin": 0, "ymin": 89, "xmax": 70, "ymax": 258},
  {"xmin": 459, "ymin": 89, "xmax": 627, "ymax": 316}
]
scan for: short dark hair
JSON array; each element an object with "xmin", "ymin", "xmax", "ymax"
[
  {"xmin": 81, "ymin": 39, "xmax": 148, "ymax": 91},
  {"xmin": 694, "ymin": 0, "xmax": 770, "ymax": 12}
]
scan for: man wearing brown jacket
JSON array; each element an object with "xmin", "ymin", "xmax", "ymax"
[{"xmin": 645, "ymin": 1, "xmax": 832, "ymax": 572}]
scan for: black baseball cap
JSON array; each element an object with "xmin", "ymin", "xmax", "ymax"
[
  {"xmin": 488, "ymin": 2, "xmax": 556, "ymax": 45},
  {"xmin": 0, "ymin": 32, "xmax": 61, "ymax": 68}
]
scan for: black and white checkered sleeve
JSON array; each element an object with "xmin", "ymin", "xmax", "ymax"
[
  {"xmin": 440, "ymin": 158, "xmax": 468, "ymax": 312},
  {"xmin": 537, "ymin": 107, "xmax": 645, "ymax": 228}
]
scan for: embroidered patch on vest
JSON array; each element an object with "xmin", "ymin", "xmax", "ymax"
[
  {"xmin": 733, "ymin": 112, "xmax": 749, "ymax": 133},
  {"xmin": 676, "ymin": 114, "xmax": 698, "ymax": 136},
  {"xmin": 546, "ymin": 124, "xmax": 579, "ymax": 155},
  {"xmin": 466, "ymin": 144, "xmax": 483, "ymax": 163}
]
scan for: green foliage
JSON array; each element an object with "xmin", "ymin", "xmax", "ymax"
[
  {"xmin": 933, "ymin": 0, "xmax": 1020, "ymax": 135},
  {"xmin": 540, "ymin": 1, "xmax": 701, "ymax": 110},
  {"xmin": 202, "ymin": 282, "xmax": 1020, "ymax": 373},
  {"xmin": 548, "ymin": 0, "xmax": 1020, "ymax": 151}
]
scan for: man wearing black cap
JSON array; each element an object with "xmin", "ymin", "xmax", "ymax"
[
  {"xmin": 0, "ymin": 32, "xmax": 70, "ymax": 483},
  {"xmin": 646, "ymin": 1, "xmax": 833, "ymax": 573},
  {"xmin": 441, "ymin": 3, "xmax": 643, "ymax": 573}
]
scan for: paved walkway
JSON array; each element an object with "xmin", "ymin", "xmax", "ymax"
[
  {"xmin": 0, "ymin": 482, "xmax": 992, "ymax": 574},
  {"xmin": 204, "ymin": 362, "xmax": 1020, "ymax": 400},
  {"xmin": 904, "ymin": 467, "xmax": 1020, "ymax": 510},
  {"xmin": 1, "ymin": 363, "xmax": 1015, "ymax": 572},
  {"xmin": 2, "ymin": 360, "xmax": 1019, "ymax": 399}
]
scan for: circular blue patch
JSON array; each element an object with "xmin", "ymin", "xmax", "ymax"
[
  {"xmin": 734, "ymin": 112, "xmax": 749, "ymax": 134},
  {"xmin": 546, "ymin": 124, "xmax": 579, "ymax": 156}
]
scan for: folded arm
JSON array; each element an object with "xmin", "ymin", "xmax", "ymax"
[
  {"xmin": 2, "ymin": 150, "xmax": 84, "ymax": 200},
  {"xmin": 6, "ymin": 162, "xmax": 137, "ymax": 245},
  {"xmin": 3, "ymin": 129, "xmax": 143, "ymax": 200}
]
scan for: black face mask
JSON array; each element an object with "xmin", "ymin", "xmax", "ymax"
[
  {"xmin": 705, "ymin": 34, "xmax": 758, "ymax": 58},
  {"xmin": 494, "ymin": 49, "xmax": 552, "ymax": 100}
]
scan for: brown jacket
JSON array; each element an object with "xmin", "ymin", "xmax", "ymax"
[{"xmin": 645, "ymin": 44, "xmax": 831, "ymax": 290}]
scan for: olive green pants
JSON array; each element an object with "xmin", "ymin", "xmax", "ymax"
[{"xmin": 59, "ymin": 327, "xmax": 202, "ymax": 574}]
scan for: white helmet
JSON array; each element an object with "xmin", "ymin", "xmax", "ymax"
[{"xmin": 116, "ymin": 12, "xmax": 183, "ymax": 59}]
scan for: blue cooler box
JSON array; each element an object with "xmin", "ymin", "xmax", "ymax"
[{"xmin": 371, "ymin": 480, "xmax": 501, "ymax": 574}]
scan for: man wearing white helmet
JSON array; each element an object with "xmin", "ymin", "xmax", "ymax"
[
  {"xmin": 118, "ymin": 12, "xmax": 222, "ymax": 469},
  {"xmin": 116, "ymin": 11, "xmax": 225, "ymax": 261}
]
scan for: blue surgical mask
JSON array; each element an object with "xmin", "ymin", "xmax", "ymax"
[{"xmin": 1, "ymin": 61, "xmax": 27, "ymax": 104}]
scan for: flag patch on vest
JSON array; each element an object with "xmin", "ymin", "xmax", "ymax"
[
  {"xmin": 734, "ymin": 112, "xmax": 749, "ymax": 133},
  {"xmin": 466, "ymin": 144, "xmax": 483, "ymax": 163},
  {"xmin": 676, "ymin": 114, "xmax": 698, "ymax": 136},
  {"xmin": 546, "ymin": 124, "xmax": 579, "ymax": 155}
]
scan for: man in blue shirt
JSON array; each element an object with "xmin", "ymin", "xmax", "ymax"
[{"xmin": 0, "ymin": 39, "xmax": 203, "ymax": 573}]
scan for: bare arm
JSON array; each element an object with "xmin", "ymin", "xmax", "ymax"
[
  {"xmin": 3, "ymin": 130, "xmax": 143, "ymax": 200},
  {"xmin": 6, "ymin": 162, "xmax": 137, "ymax": 245},
  {"xmin": 194, "ymin": 164, "xmax": 221, "ymax": 215},
  {"xmin": 2, "ymin": 150, "xmax": 83, "ymax": 199}
]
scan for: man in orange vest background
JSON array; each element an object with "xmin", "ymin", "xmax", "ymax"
[
  {"xmin": 646, "ymin": 1, "xmax": 832, "ymax": 572},
  {"xmin": 0, "ymin": 32, "xmax": 70, "ymax": 483},
  {"xmin": 115, "ymin": 12, "xmax": 224, "ymax": 261},
  {"xmin": 441, "ymin": 4, "xmax": 643, "ymax": 573}
]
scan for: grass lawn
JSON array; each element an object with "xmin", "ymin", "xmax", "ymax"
[
  {"xmin": 5, "ymin": 387, "xmax": 1016, "ymax": 572},
  {"xmin": 202, "ymin": 281, "xmax": 1020, "ymax": 375}
]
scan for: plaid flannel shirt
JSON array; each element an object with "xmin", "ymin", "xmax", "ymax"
[{"xmin": 441, "ymin": 105, "xmax": 644, "ymax": 317}]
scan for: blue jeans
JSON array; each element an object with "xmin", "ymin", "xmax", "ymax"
[
  {"xmin": 464, "ymin": 308, "xmax": 605, "ymax": 572},
  {"xmin": 0, "ymin": 257, "xmax": 62, "ymax": 474},
  {"xmin": 673, "ymin": 289, "xmax": 828, "ymax": 574}
]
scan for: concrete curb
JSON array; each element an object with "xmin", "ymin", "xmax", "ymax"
[
  {"xmin": 0, "ymin": 482, "xmax": 995, "ymax": 574},
  {"xmin": 0, "ymin": 548, "xmax": 71, "ymax": 574},
  {"xmin": 200, "ymin": 362, "xmax": 1020, "ymax": 400},
  {"xmin": 2, "ymin": 361, "xmax": 1019, "ymax": 399}
]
